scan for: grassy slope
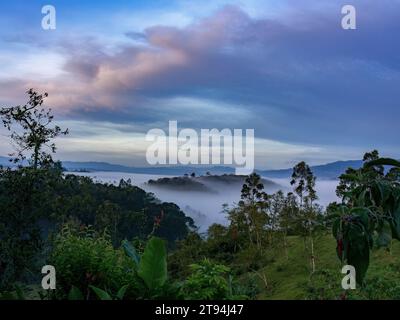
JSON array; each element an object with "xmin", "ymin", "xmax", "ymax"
[{"xmin": 254, "ymin": 234, "xmax": 400, "ymax": 299}]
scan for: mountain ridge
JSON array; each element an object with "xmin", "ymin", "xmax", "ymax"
[{"xmin": 0, "ymin": 155, "xmax": 364, "ymax": 179}]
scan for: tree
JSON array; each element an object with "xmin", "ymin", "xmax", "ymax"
[
  {"xmin": 291, "ymin": 161, "xmax": 319, "ymax": 273},
  {"xmin": 336, "ymin": 149, "xmax": 393, "ymax": 202},
  {"xmin": 181, "ymin": 259, "xmax": 231, "ymax": 300},
  {"xmin": 268, "ymin": 190, "xmax": 285, "ymax": 244},
  {"xmin": 278, "ymin": 192, "xmax": 299, "ymax": 260},
  {"xmin": 236, "ymin": 173, "xmax": 269, "ymax": 249},
  {"xmin": 0, "ymin": 89, "xmax": 68, "ymax": 169},
  {"xmin": 331, "ymin": 151, "xmax": 400, "ymax": 283},
  {"xmin": 0, "ymin": 165, "xmax": 63, "ymax": 290},
  {"xmin": 291, "ymin": 161, "xmax": 317, "ymax": 207}
]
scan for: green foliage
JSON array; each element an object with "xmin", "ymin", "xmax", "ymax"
[
  {"xmin": 67, "ymin": 284, "xmax": 129, "ymax": 300},
  {"xmin": 1, "ymin": 107, "xmax": 399, "ymax": 304},
  {"xmin": 0, "ymin": 284, "xmax": 26, "ymax": 300},
  {"xmin": 116, "ymin": 285, "xmax": 129, "ymax": 300},
  {"xmin": 122, "ymin": 237, "xmax": 181, "ymax": 299},
  {"xmin": 181, "ymin": 259, "xmax": 233, "ymax": 300},
  {"xmin": 306, "ymin": 264, "xmax": 400, "ymax": 300},
  {"xmin": 0, "ymin": 89, "xmax": 68, "ymax": 169},
  {"xmin": 347, "ymin": 272, "xmax": 400, "ymax": 300},
  {"xmin": 51, "ymin": 228, "xmax": 176, "ymax": 300},
  {"xmin": 290, "ymin": 162, "xmax": 322, "ymax": 273},
  {"xmin": 228, "ymin": 173, "xmax": 270, "ymax": 249},
  {"xmin": 291, "ymin": 161, "xmax": 317, "ymax": 205},
  {"xmin": 229, "ymin": 275, "xmax": 260, "ymax": 300},
  {"xmin": 52, "ymin": 174, "xmax": 195, "ymax": 245},
  {"xmin": 305, "ymin": 269, "xmax": 343, "ymax": 300},
  {"xmin": 50, "ymin": 225, "xmax": 139, "ymax": 299},
  {"xmin": 68, "ymin": 286, "xmax": 84, "ymax": 300},
  {"xmin": 0, "ymin": 166, "xmax": 62, "ymax": 290},
  {"xmin": 0, "ymin": 165, "xmax": 195, "ymax": 289},
  {"xmin": 137, "ymin": 237, "xmax": 167, "ymax": 291},
  {"xmin": 122, "ymin": 240, "xmax": 141, "ymax": 267},
  {"xmin": 331, "ymin": 151, "xmax": 400, "ymax": 283},
  {"xmin": 89, "ymin": 285, "xmax": 113, "ymax": 300},
  {"xmin": 168, "ymin": 232, "xmax": 208, "ymax": 279}
]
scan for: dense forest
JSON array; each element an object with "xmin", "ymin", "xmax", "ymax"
[{"xmin": 1, "ymin": 91, "xmax": 400, "ymax": 300}]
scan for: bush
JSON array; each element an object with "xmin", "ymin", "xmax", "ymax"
[
  {"xmin": 50, "ymin": 225, "xmax": 139, "ymax": 299},
  {"xmin": 181, "ymin": 259, "xmax": 235, "ymax": 300},
  {"xmin": 230, "ymin": 274, "xmax": 260, "ymax": 299}
]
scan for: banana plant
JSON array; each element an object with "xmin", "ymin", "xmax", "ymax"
[
  {"xmin": 67, "ymin": 237, "xmax": 167, "ymax": 300},
  {"xmin": 122, "ymin": 237, "xmax": 167, "ymax": 292}
]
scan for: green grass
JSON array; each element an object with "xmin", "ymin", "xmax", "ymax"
[{"xmin": 249, "ymin": 234, "xmax": 400, "ymax": 300}]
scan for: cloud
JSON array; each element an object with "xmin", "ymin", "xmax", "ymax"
[{"xmin": 0, "ymin": 1, "xmax": 399, "ymax": 165}]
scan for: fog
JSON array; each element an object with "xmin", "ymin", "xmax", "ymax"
[{"xmin": 69, "ymin": 171, "xmax": 340, "ymax": 232}]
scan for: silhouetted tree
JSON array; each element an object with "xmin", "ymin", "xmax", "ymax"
[{"xmin": 0, "ymin": 89, "xmax": 68, "ymax": 169}]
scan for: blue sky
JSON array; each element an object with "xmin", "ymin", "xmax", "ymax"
[{"xmin": 0, "ymin": 0, "xmax": 399, "ymax": 169}]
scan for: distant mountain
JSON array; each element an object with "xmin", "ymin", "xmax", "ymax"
[
  {"xmin": 0, "ymin": 155, "xmax": 364, "ymax": 180},
  {"xmin": 62, "ymin": 161, "xmax": 236, "ymax": 176},
  {"xmin": 259, "ymin": 160, "xmax": 364, "ymax": 180},
  {"xmin": 63, "ymin": 159, "xmax": 364, "ymax": 180}
]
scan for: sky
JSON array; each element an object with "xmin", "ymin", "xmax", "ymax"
[{"xmin": 0, "ymin": 0, "xmax": 399, "ymax": 169}]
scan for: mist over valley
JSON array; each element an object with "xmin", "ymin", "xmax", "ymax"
[{"xmin": 69, "ymin": 171, "xmax": 340, "ymax": 231}]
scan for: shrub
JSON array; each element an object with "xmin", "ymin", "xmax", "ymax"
[
  {"xmin": 181, "ymin": 259, "xmax": 233, "ymax": 300},
  {"xmin": 50, "ymin": 225, "xmax": 139, "ymax": 299}
]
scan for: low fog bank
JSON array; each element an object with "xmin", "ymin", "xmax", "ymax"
[{"xmin": 68, "ymin": 172, "xmax": 340, "ymax": 232}]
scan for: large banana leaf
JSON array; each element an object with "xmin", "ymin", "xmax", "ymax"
[{"xmin": 138, "ymin": 237, "xmax": 167, "ymax": 291}]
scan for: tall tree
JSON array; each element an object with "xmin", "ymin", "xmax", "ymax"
[
  {"xmin": 268, "ymin": 190, "xmax": 285, "ymax": 244},
  {"xmin": 0, "ymin": 89, "xmax": 68, "ymax": 169},
  {"xmin": 278, "ymin": 192, "xmax": 299, "ymax": 260},
  {"xmin": 291, "ymin": 161, "xmax": 318, "ymax": 273},
  {"xmin": 236, "ymin": 173, "xmax": 269, "ymax": 249}
]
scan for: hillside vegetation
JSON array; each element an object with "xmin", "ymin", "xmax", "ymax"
[
  {"xmin": 250, "ymin": 234, "xmax": 400, "ymax": 299},
  {"xmin": 1, "ymin": 90, "xmax": 400, "ymax": 300}
]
